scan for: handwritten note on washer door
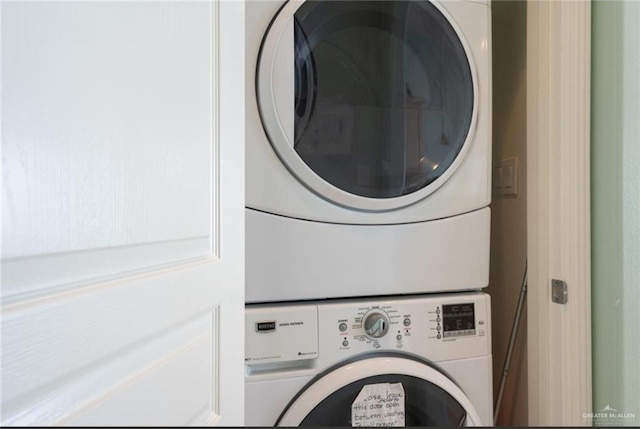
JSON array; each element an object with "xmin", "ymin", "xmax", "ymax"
[{"xmin": 351, "ymin": 383, "xmax": 406, "ymax": 427}]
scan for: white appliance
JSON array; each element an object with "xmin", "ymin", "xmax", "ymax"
[
  {"xmin": 246, "ymin": 0, "xmax": 492, "ymax": 302},
  {"xmin": 245, "ymin": 293, "xmax": 493, "ymax": 426}
]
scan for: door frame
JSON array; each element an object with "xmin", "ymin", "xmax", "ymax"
[{"xmin": 526, "ymin": 0, "xmax": 592, "ymax": 425}]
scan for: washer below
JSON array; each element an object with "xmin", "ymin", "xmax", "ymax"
[{"xmin": 245, "ymin": 292, "xmax": 493, "ymax": 426}]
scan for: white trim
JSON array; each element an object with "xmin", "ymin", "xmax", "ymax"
[
  {"xmin": 215, "ymin": 0, "xmax": 246, "ymax": 425},
  {"xmin": 211, "ymin": 0, "xmax": 221, "ymax": 259},
  {"xmin": 526, "ymin": 0, "xmax": 592, "ymax": 425},
  {"xmin": 277, "ymin": 356, "xmax": 483, "ymax": 426}
]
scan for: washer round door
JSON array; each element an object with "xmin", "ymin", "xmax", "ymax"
[
  {"xmin": 275, "ymin": 354, "xmax": 484, "ymax": 426},
  {"xmin": 258, "ymin": 0, "xmax": 478, "ymax": 212}
]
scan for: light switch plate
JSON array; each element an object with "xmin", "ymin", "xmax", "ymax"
[{"xmin": 494, "ymin": 157, "xmax": 518, "ymax": 196}]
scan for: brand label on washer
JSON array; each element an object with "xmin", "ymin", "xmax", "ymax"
[
  {"xmin": 351, "ymin": 383, "xmax": 405, "ymax": 427},
  {"xmin": 255, "ymin": 321, "xmax": 276, "ymax": 333}
]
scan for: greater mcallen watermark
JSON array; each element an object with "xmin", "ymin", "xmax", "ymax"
[{"xmin": 583, "ymin": 405, "xmax": 637, "ymax": 425}]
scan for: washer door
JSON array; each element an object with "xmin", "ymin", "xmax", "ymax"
[
  {"xmin": 258, "ymin": 0, "xmax": 477, "ymax": 212},
  {"xmin": 276, "ymin": 354, "xmax": 483, "ymax": 426}
]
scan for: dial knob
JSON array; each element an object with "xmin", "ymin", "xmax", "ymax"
[{"xmin": 364, "ymin": 311, "xmax": 390, "ymax": 339}]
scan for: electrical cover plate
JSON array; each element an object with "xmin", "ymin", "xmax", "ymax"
[{"xmin": 494, "ymin": 157, "xmax": 518, "ymax": 196}]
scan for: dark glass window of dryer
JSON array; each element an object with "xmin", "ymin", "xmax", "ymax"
[{"xmin": 293, "ymin": 0, "xmax": 474, "ymax": 199}]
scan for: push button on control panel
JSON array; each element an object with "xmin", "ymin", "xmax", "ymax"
[{"xmin": 338, "ymin": 322, "xmax": 348, "ymax": 332}]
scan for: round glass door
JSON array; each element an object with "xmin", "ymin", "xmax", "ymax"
[
  {"xmin": 275, "ymin": 354, "xmax": 483, "ymax": 426},
  {"xmin": 258, "ymin": 0, "xmax": 477, "ymax": 211}
]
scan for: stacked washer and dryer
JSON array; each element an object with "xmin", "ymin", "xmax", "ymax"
[{"xmin": 245, "ymin": 0, "xmax": 493, "ymax": 426}]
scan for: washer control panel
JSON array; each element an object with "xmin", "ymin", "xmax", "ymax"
[
  {"xmin": 319, "ymin": 293, "xmax": 491, "ymax": 364},
  {"xmin": 244, "ymin": 293, "xmax": 491, "ymax": 370}
]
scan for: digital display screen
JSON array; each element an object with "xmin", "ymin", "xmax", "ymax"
[{"xmin": 442, "ymin": 303, "xmax": 475, "ymax": 338}]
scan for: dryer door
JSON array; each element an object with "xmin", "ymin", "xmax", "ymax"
[
  {"xmin": 257, "ymin": 0, "xmax": 477, "ymax": 212},
  {"xmin": 275, "ymin": 354, "xmax": 484, "ymax": 426}
]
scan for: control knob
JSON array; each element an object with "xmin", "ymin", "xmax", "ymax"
[{"xmin": 363, "ymin": 310, "xmax": 390, "ymax": 339}]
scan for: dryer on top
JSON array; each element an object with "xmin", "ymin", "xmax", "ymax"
[
  {"xmin": 248, "ymin": 0, "xmax": 491, "ymax": 223},
  {"xmin": 246, "ymin": 0, "xmax": 492, "ymax": 303}
]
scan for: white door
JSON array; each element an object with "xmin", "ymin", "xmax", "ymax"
[{"xmin": 1, "ymin": 1, "xmax": 244, "ymax": 426}]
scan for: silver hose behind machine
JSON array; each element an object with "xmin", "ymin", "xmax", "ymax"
[{"xmin": 493, "ymin": 260, "xmax": 528, "ymax": 424}]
